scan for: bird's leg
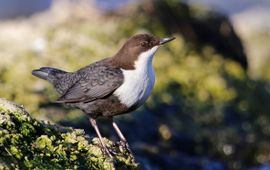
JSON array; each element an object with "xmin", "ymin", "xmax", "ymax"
[
  {"xmin": 110, "ymin": 117, "xmax": 133, "ymax": 155},
  {"xmin": 89, "ymin": 118, "xmax": 113, "ymax": 158}
]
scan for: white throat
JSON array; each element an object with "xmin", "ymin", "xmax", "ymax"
[{"xmin": 114, "ymin": 46, "xmax": 159, "ymax": 108}]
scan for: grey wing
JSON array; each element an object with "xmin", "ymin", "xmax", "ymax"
[{"xmin": 56, "ymin": 67, "xmax": 123, "ymax": 103}]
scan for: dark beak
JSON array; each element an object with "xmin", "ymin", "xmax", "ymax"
[{"xmin": 159, "ymin": 37, "xmax": 175, "ymax": 45}]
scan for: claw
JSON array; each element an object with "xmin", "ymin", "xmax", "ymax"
[
  {"xmin": 110, "ymin": 117, "xmax": 135, "ymax": 158},
  {"xmin": 108, "ymin": 147, "xmax": 117, "ymax": 156},
  {"xmin": 118, "ymin": 140, "xmax": 134, "ymax": 159},
  {"xmin": 119, "ymin": 141, "xmax": 131, "ymax": 153},
  {"xmin": 103, "ymin": 145, "xmax": 113, "ymax": 159}
]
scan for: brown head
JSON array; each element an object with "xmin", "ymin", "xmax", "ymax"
[{"xmin": 112, "ymin": 34, "xmax": 175, "ymax": 69}]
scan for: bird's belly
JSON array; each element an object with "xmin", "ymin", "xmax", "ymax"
[{"xmin": 113, "ymin": 68, "xmax": 155, "ymax": 108}]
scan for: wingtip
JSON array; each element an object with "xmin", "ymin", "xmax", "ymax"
[
  {"xmin": 55, "ymin": 97, "xmax": 78, "ymax": 104},
  {"xmin": 55, "ymin": 96, "xmax": 89, "ymax": 103},
  {"xmin": 54, "ymin": 100, "xmax": 65, "ymax": 104},
  {"xmin": 55, "ymin": 96, "xmax": 66, "ymax": 103}
]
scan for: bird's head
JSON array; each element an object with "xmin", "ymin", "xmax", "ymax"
[{"xmin": 113, "ymin": 34, "xmax": 175, "ymax": 69}]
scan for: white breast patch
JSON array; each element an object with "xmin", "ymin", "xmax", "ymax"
[{"xmin": 113, "ymin": 46, "xmax": 158, "ymax": 108}]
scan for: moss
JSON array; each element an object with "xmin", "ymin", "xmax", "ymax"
[{"xmin": 0, "ymin": 98, "xmax": 138, "ymax": 169}]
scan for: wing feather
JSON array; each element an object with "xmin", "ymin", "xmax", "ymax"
[{"xmin": 56, "ymin": 65, "xmax": 123, "ymax": 103}]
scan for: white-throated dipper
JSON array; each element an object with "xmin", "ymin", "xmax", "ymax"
[{"xmin": 32, "ymin": 34, "xmax": 175, "ymax": 158}]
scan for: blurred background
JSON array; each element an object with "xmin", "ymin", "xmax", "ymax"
[{"xmin": 0, "ymin": 0, "xmax": 270, "ymax": 169}]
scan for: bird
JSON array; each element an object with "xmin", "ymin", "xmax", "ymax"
[{"xmin": 32, "ymin": 34, "xmax": 175, "ymax": 158}]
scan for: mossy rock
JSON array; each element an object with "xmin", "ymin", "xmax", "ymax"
[{"xmin": 0, "ymin": 98, "xmax": 138, "ymax": 169}]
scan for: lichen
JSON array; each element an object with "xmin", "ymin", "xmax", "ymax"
[{"xmin": 0, "ymin": 98, "xmax": 138, "ymax": 169}]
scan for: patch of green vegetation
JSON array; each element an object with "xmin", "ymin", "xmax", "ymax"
[{"xmin": 0, "ymin": 98, "xmax": 138, "ymax": 169}]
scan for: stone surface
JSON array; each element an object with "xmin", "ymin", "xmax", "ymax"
[{"xmin": 0, "ymin": 98, "xmax": 138, "ymax": 170}]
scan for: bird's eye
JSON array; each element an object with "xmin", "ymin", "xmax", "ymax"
[
  {"xmin": 149, "ymin": 41, "xmax": 154, "ymax": 46},
  {"xmin": 140, "ymin": 41, "xmax": 148, "ymax": 47}
]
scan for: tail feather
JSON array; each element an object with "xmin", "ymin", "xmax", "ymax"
[
  {"xmin": 32, "ymin": 67, "xmax": 67, "ymax": 80},
  {"xmin": 32, "ymin": 68, "xmax": 49, "ymax": 80},
  {"xmin": 32, "ymin": 67, "xmax": 72, "ymax": 95}
]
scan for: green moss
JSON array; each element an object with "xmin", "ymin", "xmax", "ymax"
[{"xmin": 0, "ymin": 98, "xmax": 138, "ymax": 169}]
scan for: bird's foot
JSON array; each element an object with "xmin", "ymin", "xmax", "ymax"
[
  {"xmin": 108, "ymin": 147, "xmax": 117, "ymax": 156},
  {"xmin": 118, "ymin": 140, "xmax": 134, "ymax": 157},
  {"xmin": 100, "ymin": 143, "xmax": 118, "ymax": 159},
  {"xmin": 102, "ymin": 146, "xmax": 114, "ymax": 159}
]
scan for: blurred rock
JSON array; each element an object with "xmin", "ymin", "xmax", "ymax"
[
  {"xmin": 247, "ymin": 164, "xmax": 270, "ymax": 170},
  {"xmin": 112, "ymin": 0, "xmax": 248, "ymax": 70},
  {"xmin": 0, "ymin": 0, "xmax": 51, "ymax": 20}
]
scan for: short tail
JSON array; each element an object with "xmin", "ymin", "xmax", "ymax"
[{"xmin": 32, "ymin": 67, "xmax": 67, "ymax": 80}]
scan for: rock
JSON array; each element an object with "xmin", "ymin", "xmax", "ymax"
[{"xmin": 0, "ymin": 98, "xmax": 138, "ymax": 169}]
